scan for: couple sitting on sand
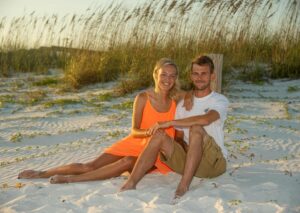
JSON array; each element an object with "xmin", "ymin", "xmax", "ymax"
[{"xmin": 18, "ymin": 55, "xmax": 229, "ymax": 199}]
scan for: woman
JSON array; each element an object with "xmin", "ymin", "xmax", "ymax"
[{"xmin": 18, "ymin": 58, "xmax": 181, "ymax": 184}]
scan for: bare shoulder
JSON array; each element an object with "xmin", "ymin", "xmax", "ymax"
[
  {"xmin": 145, "ymin": 89, "xmax": 155, "ymax": 98},
  {"xmin": 135, "ymin": 91, "xmax": 148, "ymax": 105}
]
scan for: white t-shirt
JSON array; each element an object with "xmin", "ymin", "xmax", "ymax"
[{"xmin": 175, "ymin": 91, "xmax": 229, "ymax": 158}]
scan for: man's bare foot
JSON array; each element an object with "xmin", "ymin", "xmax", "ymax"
[
  {"xmin": 18, "ymin": 170, "xmax": 43, "ymax": 179},
  {"xmin": 174, "ymin": 183, "xmax": 189, "ymax": 198},
  {"xmin": 119, "ymin": 181, "xmax": 136, "ymax": 192},
  {"xmin": 49, "ymin": 175, "xmax": 70, "ymax": 184}
]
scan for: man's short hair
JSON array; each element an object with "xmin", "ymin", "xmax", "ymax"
[{"xmin": 191, "ymin": 55, "xmax": 214, "ymax": 73}]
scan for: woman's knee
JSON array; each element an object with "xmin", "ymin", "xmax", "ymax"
[
  {"xmin": 149, "ymin": 130, "xmax": 168, "ymax": 147},
  {"xmin": 70, "ymin": 163, "xmax": 94, "ymax": 172},
  {"xmin": 150, "ymin": 130, "xmax": 173, "ymax": 155},
  {"xmin": 84, "ymin": 162, "xmax": 99, "ymax": 171},
  {"xmin": 120, "ymin": 156, "xmax": 136, "ymax": 167}
]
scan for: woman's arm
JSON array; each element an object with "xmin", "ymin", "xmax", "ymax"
[{"xmin": 130, "ymin": 92, "xmax": 150, "ymax": 138}]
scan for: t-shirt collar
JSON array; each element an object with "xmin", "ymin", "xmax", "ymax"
[{"xmin": 194, "ymin": 91, "xmax": 214, "ymax": 101}]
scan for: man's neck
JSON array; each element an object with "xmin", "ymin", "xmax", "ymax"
[{"xmin": 193, "ymin": 88, "xmax": 212, "ymax": 98}]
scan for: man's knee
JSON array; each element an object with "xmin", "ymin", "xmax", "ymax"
[{"xmin": 189, "ymin": 125, "xmax": 206, "ymax": 138}]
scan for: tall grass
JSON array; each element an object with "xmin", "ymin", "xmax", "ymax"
[{"xmin": 0, "ymin": 0, "xmax": 299, "ymax": 91}]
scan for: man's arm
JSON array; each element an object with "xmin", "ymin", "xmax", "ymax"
[
  {"xmin": 158, "ymin": 110, "xmax": 220, "ymax": 130},
  {"xmin": 172, "ymin": 110, "xmax": 219, "ymax": 126}
]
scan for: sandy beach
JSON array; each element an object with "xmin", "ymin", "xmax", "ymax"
[{"xmin": 0, "ymin": 72, "xmax": 299, "ymax": 213}]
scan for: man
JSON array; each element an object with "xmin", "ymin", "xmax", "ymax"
[{"xmin": 121, "ymin": 55, "xmax": 229, "ymax": 198}]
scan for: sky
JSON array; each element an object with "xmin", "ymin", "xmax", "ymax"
[
  {"xmin": 0, "ymin": 0, "xmax": 148, "ymax": 48},
  {"xmin": 0, "ymin": 0, "xmax": 138, "ymax": 17}
]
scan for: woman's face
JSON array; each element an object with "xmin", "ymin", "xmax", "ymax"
[{"xmin": 155, "ymin": 64, "xmax": 177, "ymax": 92}]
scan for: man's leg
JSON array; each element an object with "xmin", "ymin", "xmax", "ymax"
[
  {"xmin": 120, "ymin": 130, "xmax": 174, "ymax": 191},
  {"xmin": 18, "ymin": 153, "xmax": 123, "ymax": 179},
  {"xmin": 175, "ymin": 125, "xmax": 207, "ymax": 197}
]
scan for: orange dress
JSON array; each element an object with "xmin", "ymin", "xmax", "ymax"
[{"xmin": 104, "ymin": 98, "xmax": 176, "ymax": 174}]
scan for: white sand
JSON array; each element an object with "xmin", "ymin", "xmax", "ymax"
[{"xmin": 0, "ymin": 73, "xmax": 299, "ymax": 213}]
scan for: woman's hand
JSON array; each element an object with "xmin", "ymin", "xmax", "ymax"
[{"xmin": 146, "ymin": 121, "xmax": 172, "ymax": 136}]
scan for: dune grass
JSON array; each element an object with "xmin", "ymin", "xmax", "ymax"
[{"xmin": 0, "ymin": 0, "xmax": 299, "ymax": 92}]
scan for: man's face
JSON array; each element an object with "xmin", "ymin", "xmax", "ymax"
[{"xmin": 190, "ymin": 64, "xmax": 214, "ymax": 91}]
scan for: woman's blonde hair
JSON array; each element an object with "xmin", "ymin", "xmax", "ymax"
[{"xmin": 152, "ymin": 58, "xmax": 180, "ymax": 99}]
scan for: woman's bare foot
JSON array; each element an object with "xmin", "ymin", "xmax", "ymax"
[
  {"xmin": 49, "ymin": 175, "xmax": 70, "ymax": 184},
  {"xmin": 119, "ymin": 181, "xmax": 136, "ymax": 192},
  {"xmin": 18, "ymin": 170, "xmax": 44, "ymax": 179}
]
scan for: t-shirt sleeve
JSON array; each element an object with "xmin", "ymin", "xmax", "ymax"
[{"xmin": 209, "ymin": 96, "xmax": 229, "ymax": 123}]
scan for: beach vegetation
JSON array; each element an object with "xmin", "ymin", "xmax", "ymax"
[
  {"xmin": 237, "ymin": 64, "xmax": 269, "ymax": 84},
  {"xmin": 32, "ymin": 77, "xmax": 59, "ymax": 86},
  {"xmin": 228, "ymin": 199, "xmax": 242, "ymax": 206},
  {"xmin": 0, "ymin": 0, "xmax": 299, "ymax": 92},
  {"xmin": 112, "ymin": 100, "xmax": 133, "ymax": 110},
  {"xmin": 0, "ymin": 91, "xmax": 46, "ymax": 106},
  {"xmin": 10, "ymin": 132, "xmax": 22, "ymax": 142},
  {"xmin": 96, "ymin": 92, "xmax": 114, "ymax": 102},
  {"xmin": 66, "ymin": 109, "xmax": 82, "ymax": 115},
  {"xmin": 21, "ymin": 90, "xmax": 47, "ymax": 105},
  {"xmin": 43, "ymin": 98, "xmax": 82, "ymax": 108},
  {"xmin": 108, "ymin": 130, "xmax": 124, "ymax": 138},
  {"xmin": 0, "ymin": 94, "xmax": 16, "ymax": 104},
  {"xmin": 287, "ymin": 86, "xmax": 300, "ymax": 93},
  {"xmin": 284, "ymin": 170, "xmax": 292, "ymax": 176},
  {"xmin": 281, "ymin": 102, "xmax": 291, "ymax": 119},
  {"xmin": 107, "ymin": 113, "xmax": 128, "ymax": 120}
]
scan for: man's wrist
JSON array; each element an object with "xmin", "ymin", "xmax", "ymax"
[{"xmin": 170, "ymin": 120, "xmax": 175, "ymax": 126}]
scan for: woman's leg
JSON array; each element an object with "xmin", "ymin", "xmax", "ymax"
[
  {"xmin": 18, "ymin": 153, "xmax": 123, "ymax": 179},
  {"xmin": 50, "ymin": 156, "xmax": 137, "ymax": 183}
]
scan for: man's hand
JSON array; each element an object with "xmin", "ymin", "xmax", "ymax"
[
  {"xmin": 146, "ymin": 121, "xmax": 172, "ymax": 136},
  {"xmin": 182, "ymin": 90, "xmax": 193, "ymax": 111}
]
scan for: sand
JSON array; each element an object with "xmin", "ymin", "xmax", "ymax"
[{"xmin": 0, "ymin": 72, "xmax": 299, "ymax": 213}]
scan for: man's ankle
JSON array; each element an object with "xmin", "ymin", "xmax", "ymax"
[{"xmin": 175, "ymin": 183, "xmax": 189, "ymax": 197}]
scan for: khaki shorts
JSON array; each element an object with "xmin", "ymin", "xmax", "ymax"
[{"xmin": 160, "ymin": 135, "xmax": 226, "ymax": 178}]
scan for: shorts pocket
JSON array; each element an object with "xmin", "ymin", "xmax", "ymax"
[{"xmin": 203, "ymin": 137, "xmax": 223, "ymax": 167}]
